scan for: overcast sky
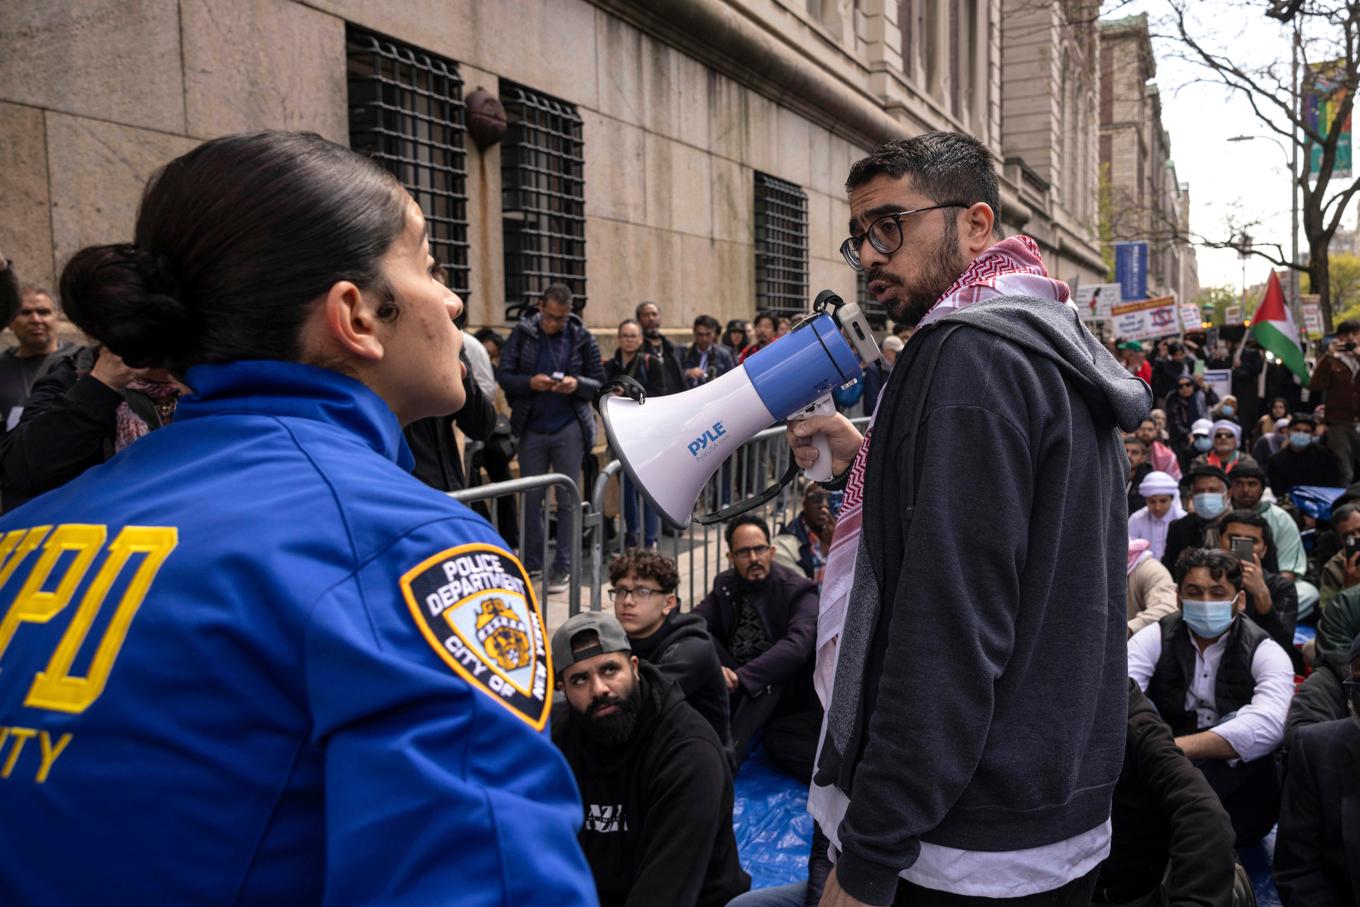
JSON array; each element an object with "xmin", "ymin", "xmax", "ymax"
[{"xmin": 1108, "ymin": 0, "xmax": 1356, "ymax": 295}]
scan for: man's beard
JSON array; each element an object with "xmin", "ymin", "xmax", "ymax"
[
  {"xmin": 580, "ymin": 680, "xmax": 644, "ymax": 746},
  {"xmin": 875, "ymin": 220, "xmax": 970, "ymax": 327},
  {"xmin": 736, "ymin": 565, "xmax": 769, "ymax": 591}
]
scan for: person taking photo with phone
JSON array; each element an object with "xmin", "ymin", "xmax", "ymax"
[
  {"xmin": 1307, "ymin": 319, "xmax": 1360, "ymax": 485},
  {"xmin": 1217, "ymin": 510, "xmax": 1299, "ymax": 660}
]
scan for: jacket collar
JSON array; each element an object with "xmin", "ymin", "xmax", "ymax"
[{"xmin": 177, "ymin": 360, "xmax": 413, "ymax": 470}]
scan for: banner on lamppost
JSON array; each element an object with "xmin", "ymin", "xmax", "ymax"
[
  {"xmin": 1075, "ymin": 283, "xmax": 1122, "ymax": 320},
  {"xmin": 1305, "ymin": 59, "xmax": 1352, "ymax": 179},
  {"xmin": 1301, "ymin": 294, "xmax": 1324, "ymax": 340},
  {"xmin": 1111, "ymin": 295, "xmax": 1178, "ymax": 341},
  {"xmin": 1225, "ymin": 306, "xmax": 1244, "ymax": 326},
  {"xmin": 1115, "ymin": 242, "xmax": 1149, "ymax": 301}
]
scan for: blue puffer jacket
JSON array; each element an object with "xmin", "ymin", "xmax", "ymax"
[{"xmin": 0, "ymin": 360, "xmax": 596, "ymax": 907}]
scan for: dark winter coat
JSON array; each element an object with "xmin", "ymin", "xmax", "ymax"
[{"xmin": 694, "ymin": 561, "xmax": 817, "ymax": 695}]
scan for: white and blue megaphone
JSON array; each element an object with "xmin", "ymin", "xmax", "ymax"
[{"xmin": 599, "ymin": 290, "xmax": 881, "ymax": 528}]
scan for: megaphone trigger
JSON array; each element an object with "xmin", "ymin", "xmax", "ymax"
[{"xmin": 790, "ymin": 395, "xmax": 837, "ymax": 483}]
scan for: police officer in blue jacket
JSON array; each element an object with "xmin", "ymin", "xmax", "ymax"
[{"xmin": 0, "ymin": 132, "xmax": 597, "ymax": 906}]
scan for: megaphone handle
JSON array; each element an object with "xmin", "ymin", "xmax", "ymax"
[{"xmin": 792, "ymin": 395, "xmax": 837, "ymax": 483}]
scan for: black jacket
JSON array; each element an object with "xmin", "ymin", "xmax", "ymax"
[
  {"xmin": 605, "ymin": 349, "xmax": 666, "ymax": 398},
  {"xmin": 694, "ymin": 561, "xmax": 817, "ymax": 695},
  {"xmin": 1267, "ymin": 443, "xmax": 1344, "ymax": 498},
  {"xmin": 1162, "ymin": 515, "xmax": 1225, "ymax": 574},
  {"xmin": 831, "ymin": 297, "xmax": 1148, "ymax": 899},
  {"xmin": 628, "ymin": 611, "xmax": 733, "ymax": 761},
  {"xmin": 1165, "ymin": 387, "xmax": 1217, "ymax": 449},
  {"xmin": 1285, "ymin": 648, "xmax": 1351, "ymax": 751},
  {"xmin": 1274, "ymin": 716, "xmax": 1360, "ymax": 906},
  {"xmin": 644, "ymin": 334, "xmax": 685, "ymax": 397},
  {"xmin": 1094, "ymin": 680, "xmax": 1237, "ymax": 906},
  {"xmin": 1152, "ymin": 354, "xmax": 1195, "ymax": 404},
  {"xmin": 552, "ymin": 662, "xmax": 749, "ymax": 907},
  {"xmin": 403, "ymin": 355, "xmax": 496, "ymax": 493},
  {"xmin": 679, "ymin": 343, "xmax": 735, "ymax": 389},
  {"xmin": 0, "ymin": 350, "xmax": 171, "ymax": 512}
]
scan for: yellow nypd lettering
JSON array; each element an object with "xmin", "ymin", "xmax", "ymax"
[
  {"xmin": 0, "ymin": 726, "xmax": 73, "ymax": 783},
  {"xmin": 0, "ymin": 524, "xmax": 179, "ymax": 715}
]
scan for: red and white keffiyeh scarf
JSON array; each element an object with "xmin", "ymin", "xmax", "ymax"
[{"xmin": 812, "ymin": 236, "xmax": 1071, "ymax": 704}]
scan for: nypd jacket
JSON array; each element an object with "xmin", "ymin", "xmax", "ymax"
[{"xmin": 0, "ymin": 360, "xmax": 596, "ymax": 907}]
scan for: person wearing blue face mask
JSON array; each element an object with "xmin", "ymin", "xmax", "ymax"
[
  {"xmin": 1266, "ymin": 412, "xmax": 1343, "ymax": 498},
  {"xmin": 1128, "ymin": 548, "xmax": 1295, "ymax": 847},
  {"xmin": 1161, "ymin": 464, "xmax": 1232, "ymax": 573},
  {"xmin": 1177, "ymin": 418, "xmax": 1215, "ymax": 476}
]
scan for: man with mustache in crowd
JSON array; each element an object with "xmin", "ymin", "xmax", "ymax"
[
  {"xmin": 697, "ymin": 515, "xmax": 820, "ymax": 780},
  {"xmin": 551, "ymin": 612, "xmax": 749, "ymax": 907}
]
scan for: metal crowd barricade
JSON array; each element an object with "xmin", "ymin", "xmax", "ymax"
[
  {"xmin": 449, "ymin": 417, "xmax": 870, "ymax": 619},
  {"xmin": 587, "ymin": 417, "xmax": 871, "ymax": 614},
  {"xmin": 450, "ymin": 472, "xmax": 583, "ymax": 615}
]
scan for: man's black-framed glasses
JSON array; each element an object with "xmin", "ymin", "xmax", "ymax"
[{"xmin": 840, "ymin": 203, "xmax": 970, "ymax": 271}]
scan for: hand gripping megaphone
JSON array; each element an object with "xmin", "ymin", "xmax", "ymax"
[{"xmin": 598, "ymin": 291, "xmax": 881, "ymax": 529}]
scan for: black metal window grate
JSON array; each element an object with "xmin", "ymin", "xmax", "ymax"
[
  {"xmin": 346, "ymin": 26, "xmax": 470, "ymax": 301},
  {"xmin": 754, "ymin": 173, "xmax": 809, "ymax": 318},
  {"xmin": 500, "ymin": 82, "xmax": 586, "ymax": 320}
]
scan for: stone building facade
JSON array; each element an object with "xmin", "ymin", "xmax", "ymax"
[
  {"xmin": 999, "ymin": 0, "xmax": 1107, "ymax": 289},
  {"xmin": 1098, "ymin": 13, "xmax": 1199, "ymax": 301},
  {"xmin": 1, "ymin": 0, "xmax": 1109, "ymax": 342}
]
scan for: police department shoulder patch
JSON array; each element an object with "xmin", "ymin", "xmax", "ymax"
[{"xmin": 400, "ymin": 543, "xmax": 552, "ymax": 730}]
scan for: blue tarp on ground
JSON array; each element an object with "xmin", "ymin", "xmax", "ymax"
[
  {"xmin": 733, "ymin": 746, "xmax": 813, "ymax": 890},
  {"xmin": 733, "ymin": 746, "xmax": 1284, "ymax": 905}
]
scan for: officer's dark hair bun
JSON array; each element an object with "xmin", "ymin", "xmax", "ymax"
[
  {"xmin": 58, "ymin": 130, "xmax": 408, "ymax": 377},
  {"xmin": 61, "ymin": 244, "xmax": 188, "ymax": 368}
]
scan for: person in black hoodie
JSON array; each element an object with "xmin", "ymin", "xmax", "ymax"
[
  {"xmin": 1093, "ymin": 679, "xmax": 1240, "ymax": 906},
  {"xmin": 788, "ymin": 133, "xmax": 1150, "ymax": 905},
  {"xmin": 551, "ymin": 612, "xmax": 749, "ymax": 907},
  {"xmin": 607, "ymin": 548, "xmax": 732, "ymax": 760}
]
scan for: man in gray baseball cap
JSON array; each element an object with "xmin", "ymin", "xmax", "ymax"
[
  {"xmin": 551, "ymin": 610, "xmax": 750, "ymax": 905},
  {"xmin": 551, "ymin": 611, "xmax": 633, "ymax": 679}
]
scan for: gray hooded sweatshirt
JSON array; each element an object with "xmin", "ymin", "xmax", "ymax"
[{"xmin": 817, "ymin": 295, "xmax": 1151, "ymax": 904}]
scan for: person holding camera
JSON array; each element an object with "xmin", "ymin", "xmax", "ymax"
[
  {"xmin": 680, "ymin": 314, "xmax": 735, "ymax": 389},
  {"xmin": 1307, "ymin": 319, "xmax": 1360, "ymax": 485}
]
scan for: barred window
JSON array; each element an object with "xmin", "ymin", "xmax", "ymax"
[
  {"xmin": 754, "ymin": 173, "xmax": 809, "ymax": 318},
  {"xmin": 346, "ymin": 27, "xmax": 470, "ymax": 300},
  {"xmin": 500, "ymin": 82, "xmax": 586, "ymax": 319}
]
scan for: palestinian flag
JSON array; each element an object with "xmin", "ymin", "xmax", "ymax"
[{"xmin": 1252, "ymin": 270, "xmax": 1309, "ymax": 382}]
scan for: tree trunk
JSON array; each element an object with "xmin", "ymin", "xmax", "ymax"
[{"xmin": 1312, "ymin": 244, "xmax": 1333, "ymax": 333}]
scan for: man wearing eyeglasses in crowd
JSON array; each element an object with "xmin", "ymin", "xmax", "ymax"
[
  {"xmin": 696, "ymin": 515, "xmax": 819, "ymax": 779},
  {"xmin": 607, "ymin": 548, "xmax": 732, "ymax": 761},
  {"xmin": 787, "ymin": 132, "xmax": 1149, "ymax": 906}
]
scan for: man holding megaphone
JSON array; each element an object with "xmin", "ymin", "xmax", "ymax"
[{"xmin": 791, "ymin": 132, "xmax": 1151, "ymax": 907}]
